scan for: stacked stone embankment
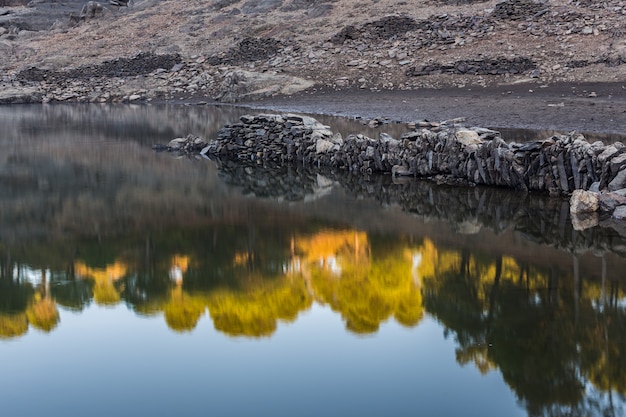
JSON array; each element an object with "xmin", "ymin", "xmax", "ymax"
[{"xmin": 156, "ymin": 113, "xmax": 626, "ymax": 222}]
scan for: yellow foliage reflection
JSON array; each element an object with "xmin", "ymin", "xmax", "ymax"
[
  {"xmin": 75, "ymin": 260, "xmax": 128, "ymax": 305},
  {"xmin": 26, "ymin": 293, "xmax": 60, "ymax": 332},
  {"xmin": 207, "ymin": 278, "xmax": 313, "ymax": 337},
  {"xmin": 296, "ymin": 230, "xmax": 369, "ymax": 273},
  {"xmin": 164, "ymin": 284, "xmax": 205, "ymax": 333},
  {"xmin": 0, "ymin": 314, "xmax": 29, "ymax": 339},
  {"xmin": 299, "ymin": 230, "xmax": 424, "ymax": 334}
]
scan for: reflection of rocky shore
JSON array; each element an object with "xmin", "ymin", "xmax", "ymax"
[
  {"xmin": 0, "ymin": 103, "xmax": 252, "ymax": 145},
  {"xmin": 216, "ymin": 159, "xmax": 626, "ymax": 258}
]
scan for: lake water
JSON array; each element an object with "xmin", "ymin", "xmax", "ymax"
[{"xmin": 1, "ymin": 104, "xmax": 625, "ymax": 417}]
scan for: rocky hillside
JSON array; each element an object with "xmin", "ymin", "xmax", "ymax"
[{"xmin": 0, "ymin": 0, "xmax": 625, "ymax": 104}]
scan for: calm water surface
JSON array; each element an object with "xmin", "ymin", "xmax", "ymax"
[{"xmin": 0, "ymin": 104, "xmax": 625, "ymax": 417}]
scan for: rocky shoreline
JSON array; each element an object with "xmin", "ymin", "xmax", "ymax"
[
  {"xmin": 155, "ymin": 113, "xmax": 626, "ymax": 227},
  {"xmin": 1, "ymin": 0, "xmax": 625, "ymax": 116}
]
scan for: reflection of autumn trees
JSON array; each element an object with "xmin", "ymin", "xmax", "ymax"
[
  {"xmin": 578, "ymin": 283, "xmax": 626, "ymax": 417},
  {"xmin": 2, "ymin": 228, "xmax": 626, "ymax": 416},
  {"xmin": 156, "ymin": 229, "xmax": 422, "ymax": 336},
  {"xmin": 164, "ymin": 285, "xmax": 206, "ymax": 332},
  {"xmin": 420, "ymin": 242, "xmax": 626, "ymax": 417},
  {"xmin": 0, "ymin": 229, "xmax": 425, "ymax": 338},
  {"xmin": 161, "ymin": 251, "xmax": 314, "ymax": 336},
  {"xmin": 207, "ymin": 278, "xmax": 313, "ymax": 337},
  {"xmin": 303, "ymin": 231, "xmax": 423, "ymax": 333},
  {"xmin": 0, "ymin": 273, "xmax": 31, "ymax": 339},
  {"xmin": 0, "ymin": 267, "xmax": 59, "ymax": 338},
  {"xmin": 30, "ymin": 270, "xmax": 60, "ymax": 332},
  {"xmin": 75, "ymin": 260, "xmax": 128, "ymax": 305},
  {"xmin": 0, "ymin": 313, "xmax": 29, "ymax": 339}
]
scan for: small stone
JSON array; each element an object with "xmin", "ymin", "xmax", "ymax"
[
  {"xmin": 167, "ymin": 138, "xmax": 187, "ymax": 149},
  {"xmin": 613, "ymin": 206, "xmax": 626, "ymax": 220},
  {"xmin": 330, "ymin": 132, "xmax": 344, "ymax": 145},
  {"xmin": 589, "ymin": 182, "xmax": 601, "ymax": 192}
]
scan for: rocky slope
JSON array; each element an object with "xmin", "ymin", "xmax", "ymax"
[{"xmin": 0, "ymin": 0, "xmax": 625, "ymax": 107}]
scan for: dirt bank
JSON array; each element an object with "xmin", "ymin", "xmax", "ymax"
[{"xmin": 240, "ymin": 81, "xmax": 626, "ymax": 135}]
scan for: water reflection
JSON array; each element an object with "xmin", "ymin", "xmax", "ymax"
[
  {"xmin": 1, "ymin": 224, "xmax": 625, "ymax": 414},
  {"xmin": 217, "ymin": 160, "xmax": 626, "ymax": 258},
  {"xmin": 1, "ymin": 104, "xmax": 625, "ymax": 417},
  {"xmin": 0, "ymin": 228, "xmax": 417, "ymax": 336}
]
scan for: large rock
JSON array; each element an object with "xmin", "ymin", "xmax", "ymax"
[
  {"xmin": 598, "ymin": 190, "xmax": 626, "ymax": 213},
  {"xmin": 315, "ymin": 139, "xmax": 334, "ymax": 154},
  {"xmin": 610, "ymin": 153, "xmax": 626, "ymax": 175},
  {"xmin": 214, "ymin": 70, "xmax": 314, "ymax": 102},
  {"xmin": 569, "ymin": 189, "xmax": 599, "ymax": 214},
  {"xmin": 609, "ymin": 169, "xmax": 626, "ymax": 191},
  {"xmin": 598, "ymin": 145, "xmax": 620, "ymax": 163},
  {"xmin": 613, "ymin": 206, "xmax": 626, "ymax": 221},
  {"xmin": 0, "ymin": 86, "xmax": 42, "ymax": 104},
  {"xmin": 455, "ymin": 129, "xmax": 481, "ymax": 146}
]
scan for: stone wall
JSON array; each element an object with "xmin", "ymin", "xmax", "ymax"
[{"xmin": 187, "ymin": 113, "xmax": 626, "ymax": 194}]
